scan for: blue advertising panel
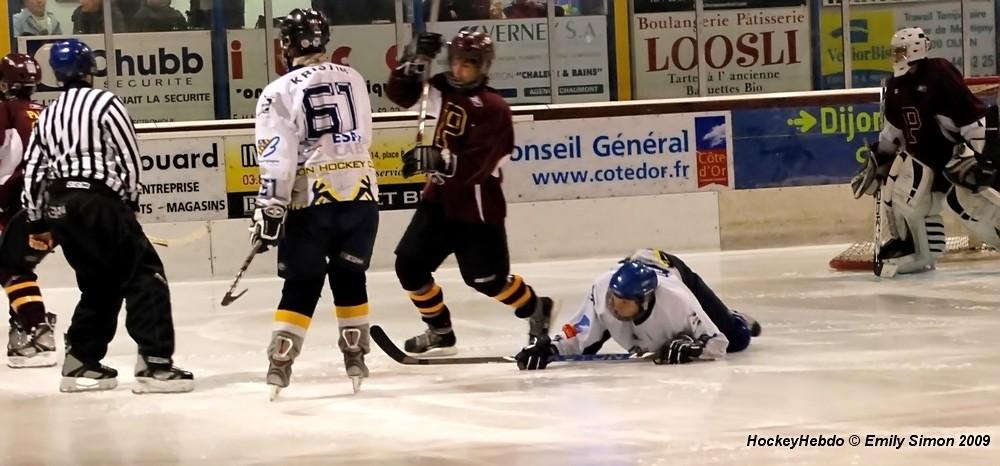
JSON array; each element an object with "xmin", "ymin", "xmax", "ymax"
[{"xmin": 732, "ymin": 103, "xmax": 880, "ymax": 189}]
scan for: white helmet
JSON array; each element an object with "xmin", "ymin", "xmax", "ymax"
[{"xmin": 891, "ymin": 27, "xmax": 931, "ymax": 77}]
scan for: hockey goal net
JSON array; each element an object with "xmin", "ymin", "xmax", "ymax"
[{"xmin": 828, "ymin": 76, "xmax": 1000, "ymax": 271}]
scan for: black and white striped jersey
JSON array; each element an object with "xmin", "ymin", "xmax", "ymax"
[{"xmin": 21, "ymin": 86, "xmax": 141, "ymax": 224}]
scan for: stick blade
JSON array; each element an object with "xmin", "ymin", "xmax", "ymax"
[{"xmin": 220, "ymin": 288, "xmax": 248, "ymax": 307}]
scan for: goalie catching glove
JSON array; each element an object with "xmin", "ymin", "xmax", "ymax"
[
  {"xmin": 402, "ymin": 145, "xmax": 456, "ymax": 180},
  {"xmin": 851, "ymin": 143, "xmax": 893, "ymax": 199},
  {"xmin": 249, "ymin": 205, "xmax": 286, "ymax": 252},
  {"xmin": 653, "ymin": 334, "xmax": 705, "ymax": 365}
]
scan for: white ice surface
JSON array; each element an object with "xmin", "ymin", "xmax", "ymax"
[{"xmin": 2, "ymin": 245, "xmax": 1000, "ymax": 465}]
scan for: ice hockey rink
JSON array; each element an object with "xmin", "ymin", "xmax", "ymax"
[{"xmin": 2, "ymin": 244, "xmax": 999, "ymax": 465}]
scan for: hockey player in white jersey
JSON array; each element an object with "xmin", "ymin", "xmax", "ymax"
[
  {"xmin": 515, "ymin": 249, "xmax": 760, "ymax": 370},
  {"xmin": 252, "ymin": 9, "xmax": 378, "ymax": 398}
]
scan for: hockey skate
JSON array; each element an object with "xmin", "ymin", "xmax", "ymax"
[
  {"xmin": 60, "ymin": 352, "xmax": 118, "ymax": 393},
  {"xmin": 7, "ymin": 313, "xmax": 57, "ymax": 368},
  {"xmin": 527, "ymin": 297, "xmax": 557, "ymax": 344},
  {"xmin": 339, "ymin": 325, "xmax": 370, "ymax": 394},
  {"xmin": 133, "ymin": 355, "xmax": 194, "ymax": 394},
  {"xmin": 404, "ymin": 326, "xmax": 457, "ymax": 357},
  {"xmin": 266, "ymin": 330, "xmax": 303, "ymax": 401}
]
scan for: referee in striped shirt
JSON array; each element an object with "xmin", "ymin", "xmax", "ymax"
[{"xmin": 21, "ymin": 39, "xmax": 193, "ymax": 394}]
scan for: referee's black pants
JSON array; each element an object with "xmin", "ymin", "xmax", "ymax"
[{"xmin": 44, "ymin": 186, "xmax": 175, "ymax": 365}]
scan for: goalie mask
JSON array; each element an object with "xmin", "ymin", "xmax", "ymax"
[
  {"xmin": 606, "ymin": 261, "xmax": 657, "ymax": 322},
  {"xmin": 891, "ymin": 27, "xmax": 931, "ymax": 77}
]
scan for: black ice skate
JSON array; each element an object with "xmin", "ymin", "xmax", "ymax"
[
  {"xmin": 7, "ymin": 313, "xmax": 57, "ymax": 368},
  {"xmin": 60, "ymin": 352, "xmax": 118, "ymax": 393},
  {"xmin": 133, "ymin": 355, "xmax": 194, "ymax": 394},
  {"xmin": 527, "ymin": 297, "xmax": 557, "ymax": 344},
  {"xmin": 339, "ymin": 326, "xmax": 370, "ymax": 394},
  {"xmin": 404, "ymin": 327, "xmax": 457, "ymax": 356}
]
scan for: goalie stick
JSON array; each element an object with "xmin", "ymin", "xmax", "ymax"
[
  {"xmin": 873, "ymin": 78, "xmax": 891, "ymax": 277},
  {"xmin": 370, "ymin": 325, "xmax": 652, "ymax": 366}
]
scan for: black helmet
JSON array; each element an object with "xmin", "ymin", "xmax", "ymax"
[{"xmin": 280, "ymin": 9, "xmax": 330, "ymax": 68}]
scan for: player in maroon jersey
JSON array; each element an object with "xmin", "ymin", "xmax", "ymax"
[
  {"xmin": 852, "ymin": 27, "xmax": 997, "ymax": 276},
  {"xmin": 0, "ymin": 53, "xmax": 56, "ymax": 367},
  {"xmin": 386, "ymin": 31, "xmax": 555, "ymax": 355}
]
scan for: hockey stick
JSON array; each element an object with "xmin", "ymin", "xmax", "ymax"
[
  {"xmin": 873, "ymin": 78, "xmax": 888, "ymax": 277},
  {"xmin": 413, "ymin": 0, "xmax": 440, "ymax": 146},
  {"xmin": 370, "ymin": 325, "xmax": 651, "ymax": 366},
  {"xmin": 220, "ymin": 240, "xmax": 261, "ymax": 306},
  {"xmin": 146, "ymin": 227, "xmax": 209, "ymax": 248}
]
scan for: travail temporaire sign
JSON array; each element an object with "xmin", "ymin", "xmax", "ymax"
[{"xmin": 818, "ymin": 0, "xmax": 997, "ymax": 88}]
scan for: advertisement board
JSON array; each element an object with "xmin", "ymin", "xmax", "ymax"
[
  {"xmin": 732, "ymin": 103, "xmax": 880, "ymax": 188},
  {"xmin": 632, "ymin": 7, "xmax": 812, "ymax": 98},
  {"xmin": 135, "ymin": 137, "xmax": 229, "ymax": 222},
  {"xmin": 818, "ymin": 0, "xmax": 997, "ymax": 88},
  {"xmin": 18, "ymin": 32, "xmax": 215, "ymax": 123},
  {"xmin": 503, "ymin": 112, "xmax": 734, "ymax": 202},
  {"xmin": 429, "ymin": 17, "xmax": 610, "ymax": 104}
]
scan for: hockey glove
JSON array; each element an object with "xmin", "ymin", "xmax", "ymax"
[
  {"xmin": 413, "ymin": 32, "xmax": 445, "ymax": 59},
  {"xmin": 250, "ymin": 205, "xmax": 286, "ymax": 252},
  {"xmin": 515, "ymin": 335, "xmax": 557, "ymax": 370},
  {"xmin": 851, "ymin": 144, "xmax": 891, "ymax": 199},
  {"xmin": 654, "ymin": 334, "xmax": 704, "ymax": 365},
  {"xmin": 400, "ymin": 33, "xmax": 445, "ymax": 78},
  {"xmin": 402, "ymin": 145, "xmax": 456, "ymax": 180}
]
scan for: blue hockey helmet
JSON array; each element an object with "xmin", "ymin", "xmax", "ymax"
[
  {"xmin": 49, "ymin": 39, "xmax": 97, "ymax": 85},
  {"xmin": 607, "ymin": 261, "xmax": 657, "ymax": 321}
]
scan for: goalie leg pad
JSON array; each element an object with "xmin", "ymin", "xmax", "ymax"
[
  {"xmin": 946, "ymin": 186, "xmax": 1000, "ymax": 248},
  {"xmin": 883, "ymin": 154, "xmax": 945, "ymax": 273}
]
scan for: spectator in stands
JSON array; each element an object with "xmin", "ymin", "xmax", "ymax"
[
  {"xmin": 12, "ymin": 0, "xmax": 63, "ymax": 36},
  {"xmin": 188, "ymin": 0, "xmax": 245, "ymax": 30},
  {"xmin": 505, "ymin": 0, "xmax": 546, "ymax": 18},
  {"xmin": 117, "ymin": 0, "xmax": 143, "ymax": 21},
  {"xmin": 579, "ymin": 0, "xmax": 606, "ymax": 15},
  {"xmin": 634, "ymin": 0, "xmax": 688, "ymax": 13},
  {"xmin": 132, "ymin": 0, "xmax": 188, "ymax": 32},
  {"xmin": 312, "ymin": 0, "xmax": 394, "ymax": 25},
  {"xmin": 73, "ymin": 0, "xmax": 126, "ymax": 33},
  {"xmin": 422, "ymin": 0, "xmax": 492, "ymax": 21}
]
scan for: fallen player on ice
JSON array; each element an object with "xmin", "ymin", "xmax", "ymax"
[{"xmin": 514, "ymin": 249, "xmax": 761, "ymax": 370}]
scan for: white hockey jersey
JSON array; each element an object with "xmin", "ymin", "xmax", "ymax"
[
  {"xmin": 552, "ymin": 253, "xmax": 729, "ymax": 360},
  {"xmin": 254, "ymin": 63, "xmax": 377, "ymax": 211}
]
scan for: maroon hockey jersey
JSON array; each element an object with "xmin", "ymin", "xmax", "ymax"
[
  {"xmin": 387, "ymin": 71, "xmax": 513, "ymax": 224},
  {"xmin": 0, "ymin": 98, "xmax": 43, "ymax": 224},
  {"xmin": 884, "ymin": 58, "xmax": 986, "ymax": 172}
]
